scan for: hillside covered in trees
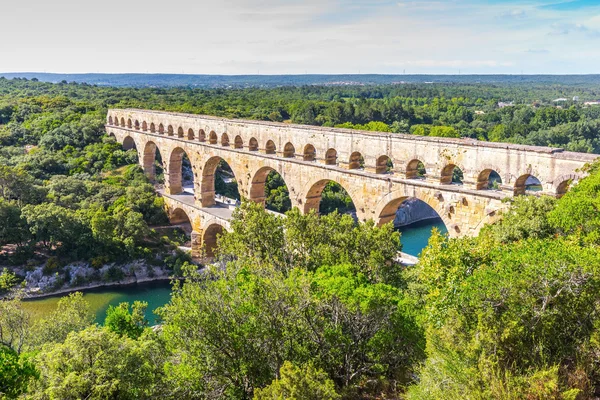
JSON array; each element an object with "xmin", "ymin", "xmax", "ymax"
[{"xmin": 1, "ymin": 77, "xmax": 600, "ymax": 398}]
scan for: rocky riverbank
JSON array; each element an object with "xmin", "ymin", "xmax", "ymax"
[{"xmin": 9, "ymin": 260, "xmax": 173, "ymax": 299}]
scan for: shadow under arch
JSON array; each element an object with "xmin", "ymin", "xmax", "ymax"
[
  {"xmin": 302, "ymin": 178, "xmax": 356, "ymax": 216},
  {"xmin": 168, "ymin": 207, "xmax": 193, "ymax": 246},
  {"xmin": 325, "ymin": 148, "xmax": 337, "ymax": 165},
  {"xmin": 441, "ymin": 163, "xmax": 464, "ymax": 185},
  {"xmin": 553, "ymin": 173, "xmax": 579, "ymax": 198},
  {"xmin": 376, "ymin": 155, "xmax": 392, "ymax": 174},
  {"xmin": 477, "ymin": 168, "xmax": 503, "ymax": 190},
  {"xmin": 202, "ymin": 223, "xmax": 225, "ymax": 258},
  {"xmin": 514, "ymin": 173, "xmax": 543, "ymax": 195},
  {"xmin": 122, "ymin": 136, "xmax": 136, "ymax": 151},
  {"xmin": 249, "ymin": 166, "xmax": 291, "ymax": 213},
  {"xmin": 406, "ymin": 159, "xmax": 426, "ymax": 179},
  {"xmin": 283, "ymin": 142, "xmax": 295, "ymax": 158}
]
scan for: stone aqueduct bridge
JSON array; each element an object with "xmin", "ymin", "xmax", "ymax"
[{"xmin": 106, "ymin": 108, "xmax": 596, "ymax": 257}]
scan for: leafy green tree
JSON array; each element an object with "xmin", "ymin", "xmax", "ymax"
[
  {"xmin": 254, "ymin": 361, "xmax": 340, "ymax": 400},
  {"xmin": 429, "ymin": 126, "xmax": 459, "ymax": 138},
  {"xmin": 0, "ymin": 345, "xmax": 38, "ymax": 399},
  {"xmin": 21, "ymin": 202, "xmax": 89, "ymax": 254},
  {"xmin": 105, "ymin": 301, "xmax": 148, "ymax": 339},
  {"xmin": 30, "ymin": 326, "xmax": 167, "ymax": 400},
  {"xmin": 484, "ymin": 195, "xmax": 557, "ymax": 243},
  {"xmin": 0, "ymin": 165, "xmax": 44, "ymax": 204},
  {"xmin": 218, "ymin": 201, "xmax": 401, "ymax": 283},
  {"xmin": 29, "ymin": 292, "xmax": 93, "ymax": 348}
]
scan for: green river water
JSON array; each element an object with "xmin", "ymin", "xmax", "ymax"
[{"xmin": 21, "ymin": 218, "xmax": 447, "ymax": 324}]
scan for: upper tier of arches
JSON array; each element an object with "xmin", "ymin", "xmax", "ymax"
[{"xmin": 107, "ymin": 112, "xmax": 591, "ymax": 198}]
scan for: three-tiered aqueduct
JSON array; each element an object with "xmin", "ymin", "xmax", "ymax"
[{"xmin": 107, "ymin": 109, "xmax": 597, "ymax": 258}]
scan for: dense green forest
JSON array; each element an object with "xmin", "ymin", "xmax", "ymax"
[
  {"xmin": 2, "ymin": 162, "xmax": 600, "ymax": 399},
  {"xmin": 1, "ymin": 77, "xmax": 600, "ymax": 398}
]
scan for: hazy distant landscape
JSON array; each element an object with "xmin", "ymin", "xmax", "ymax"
[{"xmin": 5, "ymin": 72, "xmax": 600, "ymax": 88}]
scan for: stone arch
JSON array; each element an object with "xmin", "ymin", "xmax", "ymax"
[
  {"xmin": 376, "ymin": 155, "xmax": 392, "ymax": 174},
  {"xmin": 250, "ymin": 166, "xmax": 292, "ymax": 213},
  {"xmin": 349, "ymin": 151, "xmax": 364, "ymax": 170},
  {"xmin": 209, "ymin": 131, "xmax": 218, "ymax": 144},
  {"xmin": 249, "ymin": 137, "xmax": 259, "ymax": 151},
  {"xmin": 169, "ymin": 208, "xmax": 193, "ymax": 249},
  {"xmin": 200, "ymin": 155, "xmax": 240, "ymax": 207},
  {"xmin": 177, "ymin": 127, "xmax": 184, "ymax": 138},
  {"xmin": 477, "ymin": 168, "xmax": 503, "ymax": 190},
  {"xmin": 168, "ymin": 125, "xmax": 174, "ymax": 136},
  {"xmin": 142, "ymin": 141, "xmax": 160, "ymax": 180},
  {"xmin": 159, "ymin": 123, "xmax": 165, "ymax": 134},
  {"xmin": 187, "ymin": 128, "xmax": 195, "ymax": 140},
  {"xmin": 122, "ymin": 136, "xmax": 136, "ymax": 151},
  {"xmin": 406, "ymin": 158, "xmax": 426, "ymax": 179},
  {"xmin": 441, "ymin": 163, "xmax": 464, "ymax": 185},
  {"xmin": 198, "ymin": 129, "xmax": 206, "ymax": 142},
  {"xmin": 134, "ymin": 120, "xmax": 140, "ymax": 130},
  {"xmin": 514, "ymin": 174, "xmax": 542, "ymax": 196},
  {"xmin": 303, "ymin": 144, "xmax": 316, "ymax": 161},
  {"xmin": 108, "ymin": 132, "xmax": 116, "ymax": 140},
  {"xmin": 127, "ymin": 118, "xmax": 132, "ymax": 129},
  {"xmin": 150, "ymin": 123, "xmax": 156, "ymax": 133},
  {"xmin": 265, "ymin": 140, "xmax": 276, "ymax": 154},
  {"xmin": 234, "ymin": 135, "xmax": 243, "ymax": 149},
  {"xmin": 249, "ymin": 166, "xmax": 283, "ymax": 205},
  {"xmin": 373, "ymin": 190, "xmax": 451, "ymax": 232},
  {"xmin": 108, "ymin": 116, "xmax": 113, "ymax": 125},
  {"xmin": 166, "ymin": 147, "xmax": 193, "ymax": 195},
  {"xmin": 325, "ymin": 148, "xmax": 337, "ymax": 165},
  {"xmin": 169, "ymin": 207, "xmax": 192, "ymax": 227},
  {"xmin": 202, "ymin": 223, "xmax": 225, "ymax": 258},
  {"xmin": 553, "ymin": 173, "xmax": 578, "ymax": 198},
  {"xmin": 120, "ymin": 117, "xmax": 126, "ymax": 127},
  {"xmin": 142, "ymin": 121, "xmax": 148, "ymax": 131},
  {"xmin": 302, "ymin": 178, "xmax": 357, "ymax": 216},
  {"xmin": 221, "ymin": 132, "xmax": 230, "ymax": 147},
  {"xmin": 283, "ymin": 142, "xmax": 295, "ymax": 158}
]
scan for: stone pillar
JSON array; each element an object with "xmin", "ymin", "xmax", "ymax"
[
  {"xmin": 199, "ymin": 174, "xmax": 216, "ymax": 207},
  {"xmin": 191, "ymin": 231, "xmax": 202, "ymax": 260},
  {"xmin": 141, "ymin": 153, "xmax": 155, "ymax": 181}
]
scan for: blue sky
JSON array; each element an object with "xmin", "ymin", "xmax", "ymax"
[{"xmin": 2, "ymin": 0, "xmax": 600, "ymax": 74}]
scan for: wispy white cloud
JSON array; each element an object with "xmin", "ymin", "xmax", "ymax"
[
  {"xmin": 549, "ymin": 22, "xmax": 600, "ymax": 37},
  {"xmin": 1, "ymin": 0, "xmax": 600, "ymax": 74}
]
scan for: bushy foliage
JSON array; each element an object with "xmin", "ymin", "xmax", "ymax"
[
  {"xmin": 254, "ymin": 361, "xmax": 340, "ymax": 400},
  {"xmin": 404, "ymin": 161, "xmax": 600, "ymax": 398}
]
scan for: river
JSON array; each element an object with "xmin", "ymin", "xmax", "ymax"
[{"xmin": 21, "ymin": 218, "xmax": 447, "ymax": 324}]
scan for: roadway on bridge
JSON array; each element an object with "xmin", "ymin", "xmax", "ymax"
[{"xmin": 157, "ymin": 188, "xmax": 236, "ymax": 221}]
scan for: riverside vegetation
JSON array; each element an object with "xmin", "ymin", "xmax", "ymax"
[{"xmin": 1, "ymin": 77, "xmax": 600, "ymax": 398}]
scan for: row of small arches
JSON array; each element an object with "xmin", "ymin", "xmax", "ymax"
[{"xmin": 111, "ymin": 117, "xmax": 570, "ymax": 195}]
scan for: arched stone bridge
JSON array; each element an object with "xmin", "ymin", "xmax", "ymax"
[{"xmin": 106, "ymin": 108, "xmax": 597, "ymax": 257}]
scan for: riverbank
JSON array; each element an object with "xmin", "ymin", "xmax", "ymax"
[
  {"xmin": 3, "ymin": 259, "xmax": 176, "ymax": 300},
  {"xmin": 22, "ymin": 274, "xmax": 175, "ymax": 300}
]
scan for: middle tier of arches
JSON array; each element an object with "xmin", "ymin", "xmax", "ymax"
[{"xmin": 114, "ymin": 131, "xmax": 508, "ymax": 238}]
